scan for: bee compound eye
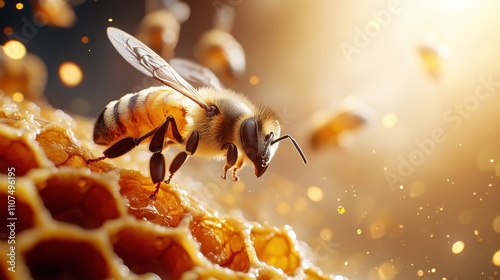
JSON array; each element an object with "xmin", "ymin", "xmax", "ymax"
[{"xmin": 240, "ymin": 118, "xmax": 259, "ymax": 162}]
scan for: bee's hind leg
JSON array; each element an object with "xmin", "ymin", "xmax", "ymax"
[{"xmin": 86, "ymin": 128, "xmax": 159, "ymax": 164}]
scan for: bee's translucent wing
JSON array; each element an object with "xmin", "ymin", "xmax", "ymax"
[
  {"xmin": 107, "ymin": 27, "xmax": 209, "ymax": 110},
  {"xmin": 170, "ymin": 58, "xmax": 222, "ymax": 89}
]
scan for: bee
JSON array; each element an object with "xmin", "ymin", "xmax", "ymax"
[{"xmin": 87, "ymin": 27, "xmax": 307, "ymax": 199}]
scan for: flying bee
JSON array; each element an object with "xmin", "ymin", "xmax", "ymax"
[{"xmin": 87, "ymin": 27, "xmax": 307, "ymax": 199}]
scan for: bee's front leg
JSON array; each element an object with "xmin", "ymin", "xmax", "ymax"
[
  {"xmin": 221, "ymin": 143, "xmax": 237, "ymax": 180},
  {"xmin": 230, "ymin": 159, "xmax": 244, "ymax": 182}
]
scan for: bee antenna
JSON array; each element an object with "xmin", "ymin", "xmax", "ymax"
[{"xmin": 271, "ymin": 135, "xmax": 308, "ymax": 165}]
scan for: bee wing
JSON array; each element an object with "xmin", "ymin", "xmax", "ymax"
[
  {"xmin": 170, "ymin": 58, "xmax": 222, "ymax": 89},
  {"xmin": 107, "ymin": 27, "xmax": 210, "ymax": 110}
]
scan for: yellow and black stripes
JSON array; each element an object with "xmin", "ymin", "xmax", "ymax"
[
  {"xmin": 93, "ymin": 99, "xmax": 127, "ymax": 145},
  {"xmin": 93, "ymin": 86, "xmax": 193, "ymax": 146}
]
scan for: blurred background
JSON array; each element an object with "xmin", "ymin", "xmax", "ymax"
[{"xmin": 1, "ymin": 0, "xmax": 500, "ymax": 279}]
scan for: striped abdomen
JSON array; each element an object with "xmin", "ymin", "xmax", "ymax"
[{"xmin": 93, "ymin": 86, "xmax": 192, "ymax": 145}]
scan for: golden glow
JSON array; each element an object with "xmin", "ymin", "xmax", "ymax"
[
  {"xmin": 59, "ymin": 62, "xmax": 83, "ymax": 87},
  {"xmin": 307, "ymin": 186, "xmax": 324, "ymax": 202},
  {"xmin": 12, "ymin": 92, "xmax": 24, "ymax": 102},
  {"xmin": 417, "ymin": 270, "xmax": 424, "ymax": 277},
  {"xmin": 232, "ymin": 181, "xmax": 246, "ymax": 193},
  {"xmin": 0, "ymin": 1, "xmax": 5, "ymax": 8},
  {"xmin": 369, "ymin": 220, "xmax": 387, "ymax": 239},
  {"xmin": 378, "ymin": 261, "xmax": 397, "ymax": 280},
  {"xmin": 410, "ymin": 181, "xmax": 426, "ymax": 198},
  {"xmin": 337, "ymin": 205, "xmax": 346, "ymax": 214},
  {"xmin": 276, "ymin": 201, "xmax": 290, "ymax": 215},
  {"xmin": 357, "ymin": 228, "xmax": 362, "ymax": 235},
  {"xmin": 81, "ymin": 36, "xmax": 89, "ymax": 44},
  {"xmin": 293, "ymin": 197, "xmax": 308, "ymax": 212},
  {"xmin": 15, "ymin": 2, "xmax": 23, "ymax": 10},
  {"xmin": 418, "ymin": 43, "xmax": 450, "ymax": 77},
  {"xmin": 493, "ymin": 215, "xmax": 500, "ymax": 233},
  {"xmin": 2, "ymin": 40, "xmax": 26, "ymax": 60},
  {"xmin": 320, "ymin": 228, "xmax": 332, "ymax": 241},
  {"xmin": 223, "ymin": 194, "xmax": 235, "ymax": 206},
  {"xmin": 493, "ymin": 250, "xmax": 500, "ymax": 266},
  {"xmin": 382, "ymin": 112, "xmax": 398, "ymax": 129},
  {"xmin": 451, "ymin": 241, "xmax": 465, "ymax": 254},
  {"xmin": 249, "ymin": 75, "xmax": 260, "ymax": 85},
  {"xmin": 419, "ymin": 46, "xmax": 440, "ymax": 77},
  {"xmin": 108, "ymin": 18, "xmax": 113, "ymax": 22}
]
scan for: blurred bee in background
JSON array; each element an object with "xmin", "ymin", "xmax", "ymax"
[
  {"xmin": 87, "ymin": 27, "xmax": 307, "ymax": 199},
  {"xmin": 310, "ymin": 109, "xmax": 367, "ymax": 149}
]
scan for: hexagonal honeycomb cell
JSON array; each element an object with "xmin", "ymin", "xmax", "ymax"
[{"xmin": 0, "ymin": 95, "xmax": 333, "ymax": 279}]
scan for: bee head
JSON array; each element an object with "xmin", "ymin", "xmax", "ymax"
[{"xmin": 240, "ymin": 118, "xmax": 280, "ymax": 177}]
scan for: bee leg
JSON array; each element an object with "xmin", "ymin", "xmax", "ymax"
[
  {"xmin": 148, "ymin": 116, "xmax": 181, "ymax": 199},
  {"xmin": 149, "ymin": 153, "xmax": 166, "ymax": 200},
  {"xmin": 221, "ymin": 143, "xmax": 237, "ymax": 180},
  {"xmin": 86, "ymin": 127, "xmax": 159, "ymax": 164},
  {"xmin": 148, "ymin": 116, "xmax": 182, "ymax": 153},
  {"xmin": 230, "ymin": 159, "xmax": 244, "ymax": 181},
  {"xmin": 231, "ymin": 167, "xmax": 240, "ymax": 181},
  {"xmin": 165, "ymin": 131, "xmax": 199, "ymax": 184},
  {"xmin": 147, "ymin": 115, "xmax": 189, "ymax": 199}
]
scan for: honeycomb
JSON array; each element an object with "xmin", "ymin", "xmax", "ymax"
[{"xmin": 0, "ymin": 95, "xmax": 332, "ymax": 279}]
